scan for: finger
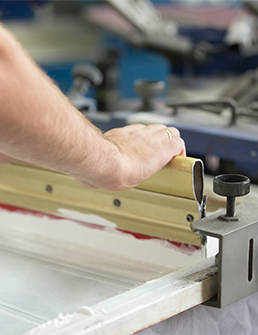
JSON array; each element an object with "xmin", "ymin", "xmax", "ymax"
[
  {"xmin": 145, "ymin": 130, "xmax": 186, "ymax": 165},
  {"xmin": 155, "ymin": 127, "xmax": 180, "ymax": 142},
  {"xmin": 172, "ymin": 138, "xmax": 186, "ymax": 157},
  {"xmin": 179, "ymin": 138, "xmax": 187, "ymax": 157},
  {"xmin": 138, "ymin": 125, "xmax": 181, "ymax": 140},
  {"xmin": 180, "ymin": 148, "xmax": 187, "ymax": 157},
  {"xmin": 164, "ymin": 127, "xmax": 181, "ymax": 138},
  {"xmin": 158, "ymin": 132, "xmax": 186, "ymax": 158}
]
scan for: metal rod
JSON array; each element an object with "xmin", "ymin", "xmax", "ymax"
[{"xmin": 226, "ymin": 196, "xmax": 236, "ymax": 218}]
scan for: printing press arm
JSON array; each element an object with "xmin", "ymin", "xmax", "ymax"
[{"xmin": 106, "ymin": 0, "xmax": 210, "ymax": 63}]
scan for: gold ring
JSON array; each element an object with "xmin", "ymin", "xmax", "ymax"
[{"xmin": 164, "ymin": 128, "xmax": 172, "ymax": 140}]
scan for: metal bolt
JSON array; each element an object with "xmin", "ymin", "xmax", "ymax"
[
  {"xmin": 186, "ymin": 214, "xmax": 194, "ymax": 223},
  {"xmin": 213, "ymin": 174, "xmax": 250, "ymax": 221},
  {"xmin": 46, "ymin": 185, "xmax": 53, "ymax": 193},
  {"xmin": 113, "ymin": 199, "xmax": 121, "ymax": 207}
]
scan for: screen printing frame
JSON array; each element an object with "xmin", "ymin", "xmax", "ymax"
[{"xmin": 0, "ymin": 156, "xmax": 219, "ymax": 334}]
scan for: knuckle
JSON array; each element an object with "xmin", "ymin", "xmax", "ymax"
[
  {"xmin": 172, "ymin": 127, "xmax": 180, "ymax": 137},
  {"xmin": 106, "ymin": 127, "xmax": 119, "ymax": 135},
  {"xmin": 178, "ymin": 137, "xmax": 185, "ymax": 147}
]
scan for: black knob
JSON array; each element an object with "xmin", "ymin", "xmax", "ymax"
[
  {"xmin": 72, "ymin": 64, "xmax": 103, "ymax": 94},
  {"xmin": 213, "ymin": 174, "xmax": 250, "ymax": 221},
  {"xmin": 134, "ymin": 79, "xmax": 165, "ymax": 111}
]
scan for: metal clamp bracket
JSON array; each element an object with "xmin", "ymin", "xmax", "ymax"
[{"xmin": 191, "ymin": 174, "xmax": 258, "ymax": 308}]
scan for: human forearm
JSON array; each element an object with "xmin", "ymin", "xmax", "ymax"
[{"xmin": 0, "ymin": 25, "xmax": 122, "ymax": 188}]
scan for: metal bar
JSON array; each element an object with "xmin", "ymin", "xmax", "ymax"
[
  {"xmin": 0, "ymin": 156, "xmax": 204, "ymax": 246},
  {"xmin": 106, "ymin": 0, "xmax": 170, "ymax": 36},
  {"xmin": 167, "ymin": 97, "xmax": 238, "ymax": 125}
]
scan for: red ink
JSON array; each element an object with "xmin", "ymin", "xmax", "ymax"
[
  {"xmin": 0, "ymin": 203, "xmax": 104, "ymax": 231},
  {"xmin": 117, "ymin": 229, "xmax": 200, "ymax": 250}
]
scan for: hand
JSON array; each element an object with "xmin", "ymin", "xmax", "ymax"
[
  {"xmin": 75, "ymin": 124, "xmax": 185, "ymax": 191},
  {"xmin": 0, "ymin": 152, "xmax": 16, "ymax": 164},
  {"xmin": 104, "ymin": 124, "xmax": 185, "ymax": 190}
]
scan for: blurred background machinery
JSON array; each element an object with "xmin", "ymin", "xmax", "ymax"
[{"xmin": 1, "ymin": 0, "xmax": 258, "ymax": 181}]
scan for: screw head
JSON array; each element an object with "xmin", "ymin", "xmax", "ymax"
[
  {"xmin": 213, "ymin": 174, "xmax": 250, "ymax": 198},
  {"xmin": 46, "ymin": 185, "xmax": 52, "ymax": 193},
  {"xmin": 113, "ymin": 199, "xmax": 121, "ymax": 207},
  {"xmin": 186, "ymin": 214, "xmax": 194, "ymax": 223}
]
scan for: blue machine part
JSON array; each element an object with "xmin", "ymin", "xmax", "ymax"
[
  {"xmin": 101, "ymin": 34, "xmax": 171, "ymax": 99},
  {"xmin": 101, "ymin": 26, "xmax": 258, "ymax": 82},
  {"xmin": 176, "ymin": 26, "xmax": 258, "ymax": 76},
  {"xmin": 0, "ymin": 0, "xmax": 49, "ymax": 20}
]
